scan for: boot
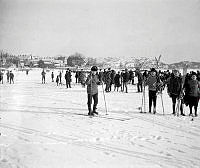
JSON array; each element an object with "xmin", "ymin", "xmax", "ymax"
[
  {"xmin": 172, "ymin": 104, "xmax": 175, "ymax": 115},
  {"xmin": 88, "ymin": 107, "xmax": 93, "ymax": 116},
  {"xmin": 153, "ymin": 107, "xmax": 156, "ymax": 114},
  {"xmin": 93, "ymin": 106, "xmax": 98, "ymax": 115}
]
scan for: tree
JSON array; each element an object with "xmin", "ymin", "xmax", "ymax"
[
  {"xmin": 56, "ymin": 56, "xmax": 65, "ymax": 63},
  {"xmin": 67, "ymin": 53, "xmax": 85, "ymax": 67},
  {"xmin": 155, "ymin": 55, "xmax": 162, "ymax": 68},
  {"xmin": 85, "ymin": 57, "xmax": 97, "ymax": 67},
  {"xmin": 38, "ymin": 60, "xmax": 45, "ymax": 68}
]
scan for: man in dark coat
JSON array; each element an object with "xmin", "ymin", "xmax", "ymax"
[
  {"xmin": 65, "ymin": 69, "xmax": 72, "ymax": 88},
  {"xmin": 41, "ymin": 69, "xmax": 46, "ymax": 84},
  {"xmin": 85, "ymin": 66, "xmax": 100, "ymax": 116},
  {"xmin": 114, "ymin": 71, "xmax": 121, "ymax": 91},
  {"xmin": 122, "ymin": 69, "xmax": 130, "ymax": 93},
  {"xmin": 9, "ymin": 71, "xmax": 14, "ymax": 84}
]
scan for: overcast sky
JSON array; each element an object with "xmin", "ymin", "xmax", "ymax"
[{"xmin": 0, "ymin": 0, "xmax": 200, "ymax": 63}]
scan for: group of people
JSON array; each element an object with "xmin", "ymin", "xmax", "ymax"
[
  {"xmin": 0, "ymin": 70, "xmax": 15, "ymax": 84},
  {"xmin": 42, "ymin": 68, "xmax": 72, "ymax": 88},
  {"xmin": 84, "ymin": 66, "xmax": 200, "ymax": 117},
  {"xmin": 40, "ymin": 67, "xmax": 200, "ymax": 117}
]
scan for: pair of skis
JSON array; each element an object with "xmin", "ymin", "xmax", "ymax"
[{"xmin": 139, "ymin": 84, "xmax": 165, "ymax": 115}]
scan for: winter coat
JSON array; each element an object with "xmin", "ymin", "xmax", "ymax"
[
  {"xmin": 186, "ymin": 79, "xmax": 200, "ymax": 97},
  {"xmin": 41, "ymin": 71, "xmax": 46, "ymax": 76},
  {"xmin": 135, "ymin": 71, "xmax": 143, "ymax": 83},
  {"xmin": 105, "ymin": 71, "xmax": 111, "ymax": 84},
  {"xmin": 167, "ymin": 75, "xmax": 182, "ymax": 96},
  {"xmin": 79, "ymin": 71, "xmax": 86, "ymax": 83},
  {"xmin": 110, "ymin": 71, "xmax": 115, "ymax": 84},
  {"xmin": 122, "ymin": 72, "xmax": 130, "ymax": 83},
  {"xmin": 146, "ymin": 75, "xmax": 158, "ymax": 91},
  {"xmin": 65, "ymin": 71, "xmax": 71, "ymax": 82},
  {"xmin": 114, "ymin": 74, "xmax": 121, "ymax": 87},
  {"xmin": 85, "ymin": 73, "xmax": 100, "ymax": 95},
  {"xmin": 98, "ymin": 71, "xmax": 104, "ymax": 82},
  {"xmin": 10, "ymin": 72, "xmax": 14, "ymax": 79}
]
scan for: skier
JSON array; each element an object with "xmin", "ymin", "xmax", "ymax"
[
  {"xmin": 145, "ymin": 68, "xmax": 161, "ymax": 114},
  {"xmin": 51, "ymin": 72, "xmax": 54, "ymax": 82},
  {"xmin": 166, "ymin": 69, "xmax": 184, "ymax": 115},
  {"xmin": 41, "ymin": 69, "xmax": 46, "ymax": 84},
  {"xmin": 184, "ymin": 72, "xmax": 200, "ymax": 117},
  {"xmin": 85, "ymin": 66, "xmax": 100, "ymax": 116}
]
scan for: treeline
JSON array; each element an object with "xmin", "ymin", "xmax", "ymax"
[{"xmin": 0, "ymin": 51, "xmax": 20, "ymax": 68}]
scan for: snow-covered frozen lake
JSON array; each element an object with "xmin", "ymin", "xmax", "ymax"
[{"xmin": 0, "ymin": 69, "xmax": 200, "ymax": 168}]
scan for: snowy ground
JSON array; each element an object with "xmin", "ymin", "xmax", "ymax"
[{"xmin": 0, "ymin": 69, "xmax": 200, "ymax": 168}]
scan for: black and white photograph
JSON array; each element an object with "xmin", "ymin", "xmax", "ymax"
[{"xmin": 0, "ymin": 0, "xmax": 200, "ymax": 167}]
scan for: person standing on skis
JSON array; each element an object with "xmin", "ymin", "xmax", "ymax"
[
  {"xmin": 85, "ymin": 66, "xmax": 100, "ymax": 116},
  {"xmin": 166, "ymin": 69, "xmax": 183, "ymax": 115},
  {"xmin": 145, "ymin": 68, "xmax": 162, "ymax": 114}
]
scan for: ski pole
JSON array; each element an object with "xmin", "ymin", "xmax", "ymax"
[
  {"xmin": 160, "ymin": 92, "xmax": 165, "ymax": 115},
  {"xmin": 102, "ymin": 82, "xmax": 108, "ymax": 115},
  {"xmin": 143, "ymin": 84, "xmax": 146, "ymax": 112},
  {"xmin": 140, "ymin": 89, "xmax": 144, "ymax": 112}
]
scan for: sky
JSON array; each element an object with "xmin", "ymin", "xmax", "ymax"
[{"xmin": 0, "ymin": 0, "xmax": 200, "ymax": 63}]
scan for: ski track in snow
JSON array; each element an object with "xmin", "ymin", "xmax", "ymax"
[{"xmin": 0, "ymin": 70, "xmax": 200, "ymax": 168}]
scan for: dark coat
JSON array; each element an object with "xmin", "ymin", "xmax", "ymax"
[
  {"xmin": 186, "ymin": 79, "xmax": 200, "ymax": 97},
  {"xmin": 65, "ymin": 71, "xmax": 71, "ymax": 82},
  {"xmin": 122, "ymin": 72, "xmax": 130, "ymax": 83},
  {"xmin": 114, "ymin": 74, "xmax": 121, "ymax": 87},
  {"xmin": 167, "ymin": 75, "xmax": 182, "ymax": 96}
]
